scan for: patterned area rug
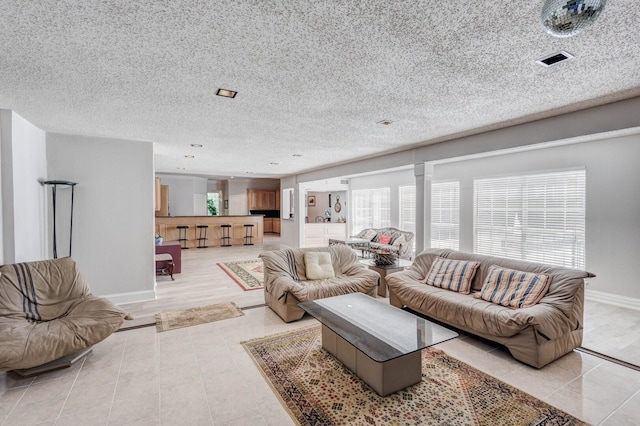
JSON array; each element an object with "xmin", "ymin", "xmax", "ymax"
[
  {"xmin": 155, "ymin": 302, "xmax": 244, "ymax": 332},
  {"xmin": 218, "ymin": 259, "xmax": 264, "ymax": 291},
  {"xmin": 242, "ymin": 326, "xmax": 587, "ymax": 426}
]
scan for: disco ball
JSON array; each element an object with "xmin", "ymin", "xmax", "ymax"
[{"xmin": 541, "ymin": 0, "xmax": 607, "ymax": 37}]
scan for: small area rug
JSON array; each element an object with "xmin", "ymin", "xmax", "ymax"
[
  {"xmin": 217, "ymin": 259, "xmax": 264, "ymax": 291},
  {"xmin": 242, "ymin": 325, "xmax": 586, "ymax": 426},
  {"xmin": 155, "ymin": 302, "xmax": 244, "ymax": 332}
]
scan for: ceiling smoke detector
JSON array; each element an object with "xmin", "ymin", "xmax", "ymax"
[{"xmin": 536, "ymin": 50, "xmax": 574, "ymax": 67}]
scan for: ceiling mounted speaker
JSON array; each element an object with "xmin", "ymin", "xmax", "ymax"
[{"xmin": 541, "ymin": 0, "xmax": 606, "ymax": 38}]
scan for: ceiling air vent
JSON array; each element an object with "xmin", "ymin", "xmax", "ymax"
[{"xmin": 536, "ymin": 50, "xmax": 574, "ymax": 67}]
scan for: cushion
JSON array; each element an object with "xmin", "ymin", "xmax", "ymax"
[
  {"xmin": 476, "ymin": 265, "xmax": 551, "ymax": 309},
  {"xmin": 304, "ymin": 252, "xmax": 335, "ymax": 280},
  {"xmin": 391, "ymin": 235, "xmax": 406, "ymax": 247},
  {"xmin": 361, "ymin": 229, "xmax": 378, "ymax": 241},
  {"xmin": 423, "ymin": 257, "xmax": 480, "ymax": 294},
  {"xmin": 379, "ymin": 235, "xmax": 393, "ymax": 245}
]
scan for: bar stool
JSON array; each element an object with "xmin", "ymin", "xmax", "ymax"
[
  {"xmin": 176, "ymin": 225, "xmax": 189, "ymax": 249},
  {"xmin": 243, "ymin": 224, "xmax": 254, "ymax": 246},
  {"xmin": 221, "ymin": 224, "xmax": 232, "ymax": 247},
  {"xmin": 196, "ymin": 225, "xmax": 208, "ymax": 248},
  {"xmin": 155, "ymin": 253, "xmax": 174, "ymax": 280}
]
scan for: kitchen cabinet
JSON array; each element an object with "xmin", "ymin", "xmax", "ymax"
[
  {"xmin": 247, "ymin": 189, "xmax": 278, "ymax": 210},
  {"xmin": 273, "ymin": 219, "xmax": 281, "ymax": 234},
  {"xmin": 264, "ymin": 218, "xmax": 274, "ymax": 233}
]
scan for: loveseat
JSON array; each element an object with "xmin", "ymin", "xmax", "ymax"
[
  {"xmin": 0, "ymin": 257, "xmax": 130, "ymax": 371},
  {"xmin": 260, "ymin": 245, "xmax": 380, "ymax": 322},
  {"xmin": 386, "ymin": 249, "xmax": 594, "ymax": 368},
  {"xmin": 352, "ymin": 227, "xmax": 415, "ymax": 259}
]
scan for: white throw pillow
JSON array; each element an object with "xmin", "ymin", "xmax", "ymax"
[{"xmin": 304, "ymin": 252, "xmax": 335, "ymax": 280}]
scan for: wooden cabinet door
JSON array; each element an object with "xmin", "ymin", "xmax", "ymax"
[
  {"xmin": 266, "ymin": 191, "xmax": 276, "ymax": 210},
  {"xmin": 275, "ymin": 190, "xmax": 280, "ymax": 210},
  {"xmin": 273, "ymin": 219, "xmax": 281, "ymax": 234},
  {"xmin": 155, "ymin": 177, "xmax": 161, "ymax": 211},
  {"xmin": 264, "ymin": 218, "xmax": 273, "ymax": 233}
]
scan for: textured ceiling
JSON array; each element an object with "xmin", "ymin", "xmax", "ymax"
[{"xmin": 1, "ymin": 1, "xmax": 639, "ymax": 178}]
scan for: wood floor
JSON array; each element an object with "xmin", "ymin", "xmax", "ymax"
[{"xmin": 121, "ymin": 235, "xmax": 284, "ymax": 325}]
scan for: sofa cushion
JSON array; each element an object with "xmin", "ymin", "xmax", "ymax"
[
  {"xmin": 361, "ymin": 229, "xmax": 378, "ymax": 241},
  {"xmin": 379, "ymin": 235, "xmax": 392, "ymax": 244},
  {"xmin": 392, "ymin": 234, "xmax": 406, "ymax": 247},
  {"xmin": 304, "ymin": 252, "xmax": 336, "ymax": 280},
  {"xmin": 476, "ymin": 265, "xmax": 551, "ymax": 309},
  {"xmin": 423, "ymin": 257, "xmax": 480, "ymax": 294}
]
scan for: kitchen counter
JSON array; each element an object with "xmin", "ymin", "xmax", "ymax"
[{"xmin": 155, "ymin": 215, "xmax": 263, "ymax": 248}]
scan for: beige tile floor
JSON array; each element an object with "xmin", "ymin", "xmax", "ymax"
[{"xmin": 1, "ymin": 236, "xmax": 639, "ymax": 425}]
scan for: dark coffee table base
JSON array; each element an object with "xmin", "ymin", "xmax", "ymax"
[{"xmin": 322, "ymin": 325, "xmax": 421, "ymax": 396}]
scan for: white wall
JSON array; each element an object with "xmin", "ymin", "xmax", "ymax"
[
  {"xmin": 156, "ymin": 174, "xmax": 208, "ymax": 216},
  {"xmin": 430, "ymin": 133, "xmax": 640, "ymax": 300},
  {"xmin": 47, "ymin": 133, "xmax": 155, "ymax": 303},
  {"xmin": 0, "ymin": 110, "xmax": 48, "ymax": 263}
]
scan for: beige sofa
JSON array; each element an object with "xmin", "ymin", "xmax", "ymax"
[
  {"xmin": 0, "ymin": 257, "xmax": 130, "ymax": 371},
  {"xmin": 260, "ymin": 245, "xmax": 380, "ymax": 322},
  {"xmin": 386, "ymin": 249, "xmax": 594, "ymax": 368},
  {"xmin": 352, "ymin": 227, "xmax": 415, "ymax": 259}
]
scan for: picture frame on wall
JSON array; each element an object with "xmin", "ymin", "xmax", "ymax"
[{"xmin": 308, "ymin": 195, "xmax": 316, "ymax": 207}]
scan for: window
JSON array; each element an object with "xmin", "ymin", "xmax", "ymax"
[
  {"xmin": 207, "ymin": 191, "xmax": 222, "ymax": 216},
  {"xmin": 351, "ymin": 188, "xmax": 390, "ymax": 233},
  {"xmin": 431, "ymin": 181, "xmax": 460, "ymax": 250},
  {"xmin": 474, "ymin": 169, "xmax": 585, "ymax": 269}
]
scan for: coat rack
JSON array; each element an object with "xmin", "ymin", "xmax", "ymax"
[{"xmin": 43, "ymin": 180, "xmax": 78, "ymax": 259}]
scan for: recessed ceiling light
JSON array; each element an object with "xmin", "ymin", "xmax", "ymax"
[
  {"xmin": 377, "ymin": 120, "xmax": 393, "ymax": 126},
  {"xmin": 246, "ymin": 171, "xmax": 253, "ymax": 174},
  {"xmin": 536, "ymin": 50, "xmax": 574, "ymax": 67},
  {"xmin": 176, "ymin": 167, "xmax": 185, "ymax": 170},
  {"xmin": 216, "ymin": 88, "xmax": 237, "ymax": 98},
  {"xmin": 292, "ymin": 154, "xmax": 303, "ymax": 157},
  {"xmin": 184, "ymin": 155, "xmax": 194, "ymax": 158},
  {"xmin": 190, "ymin": 144, "xmax": 203, "ymax": 148},
  {"xmin": 270, "ymin": 162, "xmax": 280, "ymax": 165}
]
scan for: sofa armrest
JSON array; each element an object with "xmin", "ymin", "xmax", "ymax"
[{"xmin": 509, "ymin": 303, "xmax": 576, "ymax": 340}]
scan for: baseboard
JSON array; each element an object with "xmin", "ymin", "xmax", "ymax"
[
  {"xmin": 585, "ymin": 289, "xmax": 640, "ymax": 311},
  {"xmin": 105, "ymin": 290, "xmax": 156, "ymax": 305}
]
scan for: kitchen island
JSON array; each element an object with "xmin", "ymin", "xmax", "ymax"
[{"xmin": 155, "ymin": 215, "xmax": 264, "ymax": 248}]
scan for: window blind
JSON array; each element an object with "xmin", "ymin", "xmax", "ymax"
[
  {"xmin": 474, "ymin": 169, "xmax": 585, "ymax": 269},
  {"xmin": 431, "ymin": 181, "xmax": 460, "ymax": 250},
  {"xmin": 399, "ymin": 186, "xmax": 416, "ymax": 235},
  {"xmin": 351, "ymin": 188, "xmax": 390, "ymax": 233}
]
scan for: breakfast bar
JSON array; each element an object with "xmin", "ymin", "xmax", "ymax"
[{"xmin": 155, "ymin": 215, "xmax": 264, "ymax": 249}]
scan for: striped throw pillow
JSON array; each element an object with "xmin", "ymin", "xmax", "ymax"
[
  {"xmin": 424, "ymin": 257, "xmax": 481, "ymax": 294},
  {"xmin": 477, "ymin": 265, "xmax": 551, "ymax": 309}
]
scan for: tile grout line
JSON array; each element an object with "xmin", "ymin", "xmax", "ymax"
[
  {"xmin": 597, "ymin": 387, "xmax": 640, "ymax": 425},
  {"xmin": 0, "ymin": 377, "xmax": 33, "ymax": 426},
  {"xmin": 53, "ymin": 357, "xmax": 86, "ymax": 424},
  {"xmin": 189, "ymin": 332, "xmax": 216, "ymax": 425},
  {"xmin": 105, "ymin": 336, "xmax": 128, "ymax": 425}
]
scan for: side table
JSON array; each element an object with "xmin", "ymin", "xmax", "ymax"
[{"xmin": 360, "ymin": 258, "xmax": 412, "ymax": 297}]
